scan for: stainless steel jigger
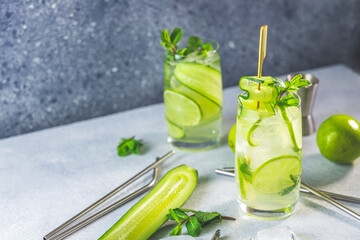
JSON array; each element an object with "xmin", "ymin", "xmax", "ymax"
[{"xmin": 287, "ymin": 73, "xmax": 319, "ymax": 136}]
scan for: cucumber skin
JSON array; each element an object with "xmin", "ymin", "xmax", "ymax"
[{"xmin": 98, "ymin": 165, "xmax": 198, "ymax": 240}]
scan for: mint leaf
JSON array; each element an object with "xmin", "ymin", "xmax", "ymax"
[
  {"xmin": 278, "ymin": 93, "xmax": 299, "ymax": 107},
  {"xmin": 169, "ymin": 209, "xmax": 181, "ymax": 223},
  {"xmin": 167, "ymin": 208, "xmax": 189, "ymax": 221},
  {"xmin": 160, "ymin": 30, "xmax": 171, "ymax": 47},
  {"xmin": 188, "ymin": 36, "xmax": 201, "ymax": 50},
  {"xmin": 202, "ymin": 42, "xmax": 213, "ymax": 51},
  {"xmin": 117, "ymin": 137, "xmax": 143, "ymax": 157},
  {"xmin": 279, "ymin": 174, "xmax": 300, "ymax": 196},
  {"xmin": 240, "ymin": 163, "xmax": 253, "ymax": 183},
  {"xmin": 186, "ymin": 216, "xmax": 202, "ymax": 237},
  {"xmin": 169, "ymin": 224, "xmax": 182, "ymax": 236},
  {"xmin": 195, "ymin": 211, "xmax": 222, "ymax": 225},
  {"xmin": 170, "ymin": 28, "xmax": 183, "ymax": 45}
]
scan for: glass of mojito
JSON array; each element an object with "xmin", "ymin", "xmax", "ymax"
[
  {"xmin": 235, "ymin": 75, "xmax": 309, "ymax": 220},
  {"xmin": 161, "ymin": 28, "xmax": 222, "ymax": 150}
]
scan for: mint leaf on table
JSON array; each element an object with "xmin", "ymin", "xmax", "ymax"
[
  {"xmin": 167, "ymin": 208, "xmax": 189, "ymax": 221},
  {"xmin": 117, "ymin": 136, "xmax": 143, "ymax": 157},
  {"xmin": 186, "ymin": 216, "xmax": 203, "ymax": 237},
  {"xmin": 166, "ymin": 208, "xmax": 235, "ymax": 237},
  {"xmin": 169, "ymin": 224, "xmax": 182, "ymax": 236},
  {"xmin": 195, "ymin": 211, "xmax": 222, "ymax": 225}
]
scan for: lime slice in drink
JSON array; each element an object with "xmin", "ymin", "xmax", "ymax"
[
  {"xmin": 166, "ymin": 120, "xmax": 185, "ymax": 139},
  {"xmin": 174, "ymin": 62, "xmax": 222, "ymax": 106},
  {"xmin": 252, "ymin": 155, "xmax": 301, "ymax": 194},
  {"xmin": 170, "ymin": 76, "xmax": 221, "ymax": 123},
  {"xmin": 164, "ymin": 90, "xmax": 201, "ymax": 127}
]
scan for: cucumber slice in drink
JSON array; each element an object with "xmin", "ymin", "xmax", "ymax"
[
  {"xmin": 170, "ymin": 76, "xmax": 221, "ymax": 123},
  {"xmin": 174, "ymin": 62, "xmax": 222, "ymax": 106},
  {"xmin": 166, "ymin": 119, "xmax": 185, "ymax": 138},
  {"xmin": 99, "ymin": 165, "xmax": 198, "ymax": 240},
  {"xmin": 239, "ymin": 76, "xmax": 278, "ymax": 101},
  {"xmin": 240, "ymin": 98, "xmax": 275, "ymax": 114},
  {"xmin": 164, "ymin": 90, "xmax": 201, "ymax": 127},
  {"xmin": 252, "ymin": 155, "xmax": 301, "ymax": 194}
]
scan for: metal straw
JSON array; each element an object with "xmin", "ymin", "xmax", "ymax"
[
  {"xmin": 215, "ymin": 168, "xmax": 360, "ymax": 204},
  {"xmin": 301, "ymin": 182, "xmax": 360, "ymax": 221},
  {"xmin": 44, "ymin": 150, "xmax": 175, "ymax": 240}
]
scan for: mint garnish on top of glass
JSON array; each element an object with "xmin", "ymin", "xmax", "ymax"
[{"xmin": 160, "ymin": 27, "xmax": 213, "ymax": 56}]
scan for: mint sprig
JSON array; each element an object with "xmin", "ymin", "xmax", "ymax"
[
  {"xmin": 277, "ymin": 74, "xmax": 311, "ymax": 106},
  {"xmin": 160, "ymin": 28, "xmax": 213, "ymax": 56},
  {"xmin": 166, "ymin": 208, "xmax": 235, "ymax": 237},
  {"xmin": 117, "ymin": 136, "xmax": 143, "ymax": 157}
]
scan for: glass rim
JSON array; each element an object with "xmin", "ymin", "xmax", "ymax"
[
  {"xmin": 164, "ymin": 37, "xmax": 220, "ymax": 58},
  {"xmin": 238, "ymin": 92, "xmax": 301, "ymax": 109},
  {"xmin": 237, "ymin": 93, "xmax": 301, "ymax": 126}
]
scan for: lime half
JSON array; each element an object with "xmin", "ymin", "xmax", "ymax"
[
  {"xmin": 164, "ymin": 90, "xmax": 201, "ymax": 127},
  {"xmin": 252, "ymin": 155, "xmax": 301, "ymax": 194},
  {"xmin": 166, "ymin": 120, "xmax": 185, "ymax": 139}
]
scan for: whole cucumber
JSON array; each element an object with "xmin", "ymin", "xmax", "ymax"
[{"xmin": 99, "ymin": 164, "xmax": 198, "ymax": 240}]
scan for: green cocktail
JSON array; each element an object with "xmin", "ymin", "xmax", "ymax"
[
  {"xmin": 235, "ymin": 75, "xmax": 308, "ymax": 220},
  {"xmin": 161, "ymin": 28, "xmax": 222, "ymax": 150}
]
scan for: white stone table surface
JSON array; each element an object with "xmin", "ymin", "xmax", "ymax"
[{"xmin": 1, "ymin": 64, "xmax": 360, "ymax": 240}]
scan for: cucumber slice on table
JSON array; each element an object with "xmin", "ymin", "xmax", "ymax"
[
  {"xmin": 174, "ymin": 62, "xmax": 222, "ymax": 106},
  {"xmin": 99, "ymin": 165, "xmax": 198, "ymax": 240}
]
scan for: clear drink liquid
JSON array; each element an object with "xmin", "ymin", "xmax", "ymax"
[
  {"xmin": 235, "ymin": 97, "xmax": 302, "ymax": 220},
  {"xmin": 163, "ymin": 47, "xmax": 222, "ymax": 150}
]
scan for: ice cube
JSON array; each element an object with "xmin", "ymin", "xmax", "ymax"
[{"xmin": 257, "ymin": 225, "xmax": 299, "ymax": 240}]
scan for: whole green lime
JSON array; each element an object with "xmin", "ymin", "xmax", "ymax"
[{"xmin": 317, "ymin": 114, "xmax": 360, "ymax": 164}]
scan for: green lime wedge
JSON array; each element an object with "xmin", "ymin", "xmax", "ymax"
[
  {"xmin": 174, "ymin": 62, "xmax": 222, "ymax": 106},
  {"xmin": 166, "ymin": 120, "xmax": 185, "ymax": 139},
  {"xmin": 252, "ymin": 155, "xmax": 301, "ymax": 194},
  {"xmin": 164, "ymin": 90, "xmax": 201, "ymax": 127}
]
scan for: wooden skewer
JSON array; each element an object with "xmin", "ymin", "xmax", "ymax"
[{"xmin": 256, "ymin": 25, "xmax": 268, "ymax": 109}]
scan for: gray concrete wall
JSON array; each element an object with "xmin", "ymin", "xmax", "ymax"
[{"xmin": 1, "ymin": 0, "xmax": 360, "ymax": 139}]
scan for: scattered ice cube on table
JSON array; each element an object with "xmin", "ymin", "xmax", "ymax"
[{"xmin": 257, "ymin": 226, "xmax": 298, "ymax": 240}]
